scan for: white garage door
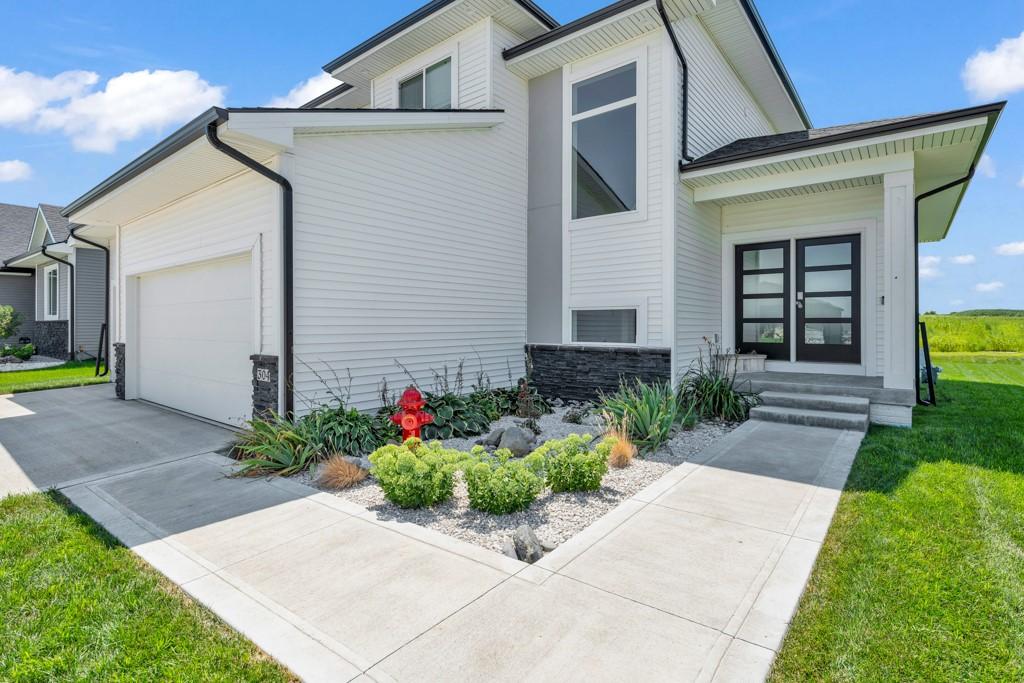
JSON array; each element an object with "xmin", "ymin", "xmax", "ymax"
[{"xmin": 137, "ymin": 255, "xmax": 253, "ymax": 426}]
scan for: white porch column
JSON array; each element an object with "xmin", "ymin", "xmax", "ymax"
[{"xmin": 883, "ymin": 169, "xmax": 916, "ymax": 390}]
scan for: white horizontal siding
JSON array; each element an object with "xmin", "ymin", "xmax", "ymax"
[
  {"xmin": 568, "ymin": 32, "xmax": 666, "ymax": 346},
  {"xmin": 114, "ymin": 169, "xmax": 279, "ymax": 355},
  {"xmin": 675, "ymin": 191, "xmax": 722, "ymax": 377},
  {"xmin": 722, "ymin": 186, "xmax": 886, "ymax": 374},
  {"xmin": 292, "ymin": 60, "xmax": 528, "ymax": 412}
]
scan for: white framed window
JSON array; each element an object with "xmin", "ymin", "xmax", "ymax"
[
  {"xmin": 398, "ymin": 57, "xmax": 453, "ymax": 110},
  {"xmin": 564, "ymin": 51, "xmax": 645, "ymax": 223},
  {"xmin": 43, "ymin": 264, "xmax": 59, "ymax": 320},
  {"xmin": 568, "ymin": 301, "xmax": 647, "ymax": 346}
]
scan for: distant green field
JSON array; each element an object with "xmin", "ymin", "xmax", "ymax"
[{"xmin": 922, "ymin": 315, "xmax": 1024, "ymax": 352}]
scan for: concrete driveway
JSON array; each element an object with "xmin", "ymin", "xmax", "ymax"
[
  {"xmin": 0, "ymin": 384, "xmax": 234, "ymax": 497},
  {"xmin": 2, "ymin": 386, "xmax": 862, "ymax": 682}
]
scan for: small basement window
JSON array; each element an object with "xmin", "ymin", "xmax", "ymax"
[
  {"xmin": 572, "ymin": 308, "xmax": 637, "ymax": 344},
  {"xmin": 398, "ymin": 58, "xmax": 452, "ymax": 110}
]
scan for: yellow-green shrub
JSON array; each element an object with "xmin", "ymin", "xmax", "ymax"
[
  {"xmin": 368, "ymin": 439, "xmax": 468, "ymax": 508},
  {"xmin": 463, "ymin": 447, "xmax": 545, "ymax": 515},
  {"xmin": 530, "ymin": 434, "xmax": 609, "ymax": 493}
]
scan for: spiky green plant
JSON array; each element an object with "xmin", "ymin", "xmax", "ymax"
[
  {"xmin": 234, "ymin": 412, "xmax": 321, "ymax": 476},
  {"xmin": 677, "ymin": 338, "xmax": 760, "ymax": 422},
  {"xmin": 598, "ymin": 379, "xmax": 680, "ymax": 453}
]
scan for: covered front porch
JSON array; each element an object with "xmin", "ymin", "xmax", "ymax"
[{"xmin": 680, "ymin": 103, "xmax": 1004, "ymax": 425}]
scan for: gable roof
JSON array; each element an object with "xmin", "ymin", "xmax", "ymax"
[
  {"xmin": 682, "ymin": 102, "xmax": 1006, "ymax": 173},
  {"xmin": 39, "ymin": 203, "xmax": 73, "ymax": 242},
  {"xmin": 323, "ymin": 0, "xmax": 558, "ymax": 74},
  {"xmin": 0, "ymin": 202, "xmax": 37, "ymax": 262}
]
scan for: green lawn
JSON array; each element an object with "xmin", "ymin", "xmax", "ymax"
[
  {"xmin": 0, "ymin": 361, "xmax": 110, "ymax": 395},
  {"xmin": 0, "ymin": 492, "xmax": 294, "ymax": 682},
  {"xmin": 771, "ymin": 352, "xmax": 1024, "ymax": 681}
]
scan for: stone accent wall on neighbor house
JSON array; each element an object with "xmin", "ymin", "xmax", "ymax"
[
  {"xmin": 526, "ymin": 344, "xmax": 672, "ymax": 402},
  {"xmin": 32, "ymin": 321, "xmax": 69, "ymax": 359},
  {"xmin": 251, "ymin": 355, "xmax": 279, "ymax": 418}
]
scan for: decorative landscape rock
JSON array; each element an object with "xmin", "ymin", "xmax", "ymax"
[
  {"xmin": 0, "ymin": 356, "xmax": 23, "ymax": 364},
  {"xmin": 512, "ymin": 525, "xmax": 544, "ymax": 564},
  {"xmin": 342, "ymin": 455, "xmax": 373, "ymax": 472},
  {"xmin": 479, "ymin": 428, "xmax": 505, "ymax": 447},
  {"xmin": 497, "ymin": 426, "xmax": 535, "ymax": 457},
  {"xmin": 501, "ymin": 537, "xmax": 518, "ymax": 560}
]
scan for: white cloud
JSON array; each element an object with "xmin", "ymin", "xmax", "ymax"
[
  {"xmin": 266, "ymin": 73, "xmax": 339, "ymax": 108},
  {"xmin": 977, "ymin": 153, "xmax": 996, "ymax": 178},
  {"xmin": 975, "ymin": 281, "xmax": 1005, "ymax": 293},
  {"xmin": 950, "ymin": 254, "xmax": 976, "ymax": 265},
  {"xmin": 36, "ymin": 70, "xmax": 225, "ymax": 152},
  {"xmin": 962, "ymin": 31, "xmax": 1024, "ymax": 100},
  {"xmin": 919, "ymin": 255, "xmax": 942, "ymax": 279},
  {"xmin": 0, "ymin": 65, "xmax": 225, "ymax": 153},
  {"xmin": 1019, "ymin": 174, "xmax": 1024, "ymax": 189},
  {"xmin": 0, "ymin": 66, "xmax": 97, "ymax": 125},
  {"xmin": 0, "ymin": 159, "xmax": 32, "ymax": 182},
  {"xmin": 996, "ymin": 241, "xmax": 1024, "ymax": 256}
]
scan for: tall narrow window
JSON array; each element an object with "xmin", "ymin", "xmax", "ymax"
[
  {"xmin": 45, "ymin": 265, "xmax": 58, "ymax": 319},
  {"xmin": 398, "ymin": 57, "xmax": 452, "ymax": 110},
  {"xmin": 571, "ymin": 63, "xmax": 637, "ymax": 220}
]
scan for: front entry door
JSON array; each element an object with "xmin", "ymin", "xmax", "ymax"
[
  {"xmin": 735, "ymin": 241, "xmax": 790, "ymax": 360},
  {"xmin": 796, "ymin": 235, "xmax": 860, "ymax": 364}
]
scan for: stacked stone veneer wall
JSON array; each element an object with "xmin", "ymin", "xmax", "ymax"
[
  {"xmin": 526, "ymin": 344, "xmax": 672, "ymax": 402},
  {"xmin": 31, "ymin": 321, "xmax": 69, "ymax": 359},
  {"xmin": 251, "ymin": 355, "xmax": 279, "ymax": 418},
  {"xmin": 113, "ymin": 343, "xmax": 125, "ymax": 399}
]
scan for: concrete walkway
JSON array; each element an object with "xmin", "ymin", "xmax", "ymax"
[{"xmin": 1, "ymin": 388, "xmax": 862, "ymax": 682}]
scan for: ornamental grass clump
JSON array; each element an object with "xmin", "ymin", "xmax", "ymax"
[
  {"xmin": 369, "ymin": 438, "xmax": 469, "ymax": 508},
  {"xmin": 318, "ymin": 455, "xmax": 368, "ymax": 490},
  {"xmin": 678, "ymin": 338, "xmax": 760, "ymax": 422},
  {"xmin": 599, "ymin": 379, "xmax": 680, "ymax": 453},
  {"xmin": 602, "ymin": 413, "xmax": 637, "ymax": 469},
  {"xmin": 463, "ymin": 447, "xmax": 545, "ymax": 515},
  {"xmin": 234, "ymin": 412, "xmax": 321, "ymax": 477},
  {"xmin": 530, "ymin": 434, "xmax": 608, "ymax": 493}
]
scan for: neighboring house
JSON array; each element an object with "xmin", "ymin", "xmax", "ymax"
[
  {"xmin": 0, "ymin": 203, "xmax": 38, "ymax": 346},
  {"xmin": 63, "ymin": 0, "xmax": 1002, "ymax": 428},
  {"xmin": 1, "ymin": 204, "xmax": 107, "ymax": 360}
]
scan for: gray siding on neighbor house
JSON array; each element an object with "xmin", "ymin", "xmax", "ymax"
[
  {"xmin": 74, "ymin": 248, "xmax": 106, "ymax": 360},
  {"xmin": 0, "ymin": 273, "xmax": 36, "ymax": 344},
  {"xmin": 526, "ymin": 68, "xmax": 563, "ymax": 344}
]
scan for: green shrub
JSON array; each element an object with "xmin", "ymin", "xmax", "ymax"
[
  {"xmin": 463, "ymin": 447, "xmax": 545, "ymax": 515},
  {"xmin": 0, "ymin": 305, "xmax": 22, "ymax": 340},
  {"xmin": 599, "ymin": 380, "xmax": 679, "ymax": 453},
  {"xmin": 303, "ymin": 404, "xmax": 399, "ymax": 456},
  {"xmin": 420, "ymin": 392, "xmax": 493, "ymax": 440},
  {"xmin": 11, "ymin": 343, "xmax": 34, "ymax": 361},
  {"xmin": 369, "ymin": 439, "xmax": 469, "ymax": 508},
  {"xmin": 234, "ymin": 412, "xmax": 321, "ymax": 476},
  {"xmin": 678, "ymin": 338, "xmax": 759, "ymax": 422},
  {"xmin": 530, "ymin": 434, "xmax": 608, "ymax": 493}
]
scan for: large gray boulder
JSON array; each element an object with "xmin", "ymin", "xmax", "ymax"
[
  {"xmin": 512, "ymin": 525, "xmax": 544, "ymax": 564},
  {"xmin": 479, "ymin": 428, "xmax": 505, "ymax": 447},
  {"xmin": 498, "ymin": 427, "xmax": 535, "ymax": 457}
]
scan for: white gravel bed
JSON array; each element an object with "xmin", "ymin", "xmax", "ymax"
[
  {"xmin": 300, "ymin": 406, "xmax": 734, "ymax": 556},
  {"xmin": 0, "ymin": 355, "xmax": 66, "ymax": 372}
]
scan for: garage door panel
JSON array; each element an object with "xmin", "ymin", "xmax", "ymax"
[{"xmin": 137, "ymin": 255, "xmax": 253, "ymax": 426}]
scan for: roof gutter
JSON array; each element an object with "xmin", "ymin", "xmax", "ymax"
[
  {"xmin": 41, "ymin": 244, "xmax": 75, "ymax": 362},
  {"xmin": 205, "ymin": 120, "xmax": 295, "ymax": 418},
  {"xmin": 69, "ymin": 226, "xmax": 110, "ymax": 377},
  {"xmin": 655, "ymin": 0, "xmax": 693, "ymax": 163}
]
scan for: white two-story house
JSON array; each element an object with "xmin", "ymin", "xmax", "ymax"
[{"xmin": 63, "ymin": 0, "xmax": 1003, "ymax": 428}]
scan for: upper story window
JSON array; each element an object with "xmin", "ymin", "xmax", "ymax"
[
  {"xmin": 398, "ymin": 57, "xmax": 452, "ymax": 110},
  {"xmin": 44, "ymin": 265, "xmax": 58, "ymax": 319},
  {"xmin": 571, "ymin": 62, "xmax": 637, "ymax": 220}
]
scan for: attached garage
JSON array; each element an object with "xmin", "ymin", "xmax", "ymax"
[{"xmin": 136, "ymin": 254, "xmax": 254, "ymax": 426}]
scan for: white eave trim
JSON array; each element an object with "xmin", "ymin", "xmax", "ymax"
[
  {"xmin": 4, "ymin": 244, "xmax": 71, "ymax": 269},
  {"xmin": 223, "ymin": 110, "xmax": 505, "ymax": 148}
]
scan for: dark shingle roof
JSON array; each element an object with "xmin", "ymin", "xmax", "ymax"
[
  {"xmin": 0, "ymin": 202, "xmax": 37, "ymax": 262},
  {"xmin": 39, "ymin": 203, "xmax": 72, "ymax": 242},
  {"xmin": 684, "ymin": 103, "xmax": 1006, "ymax": 172}
]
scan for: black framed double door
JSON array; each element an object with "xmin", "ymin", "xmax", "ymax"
[{"xmin": 736, "ymin": 234, "xmax": 861, "ymax": 364}]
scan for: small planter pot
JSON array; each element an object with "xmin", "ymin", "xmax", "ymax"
[{"xmin": 716, "ymin": 353, "xmax": 767, "ymax": 375}]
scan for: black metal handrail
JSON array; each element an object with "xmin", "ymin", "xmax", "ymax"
[{"xmin": 918, "ymin": 321, "xmax": 936, "ymax": 406}]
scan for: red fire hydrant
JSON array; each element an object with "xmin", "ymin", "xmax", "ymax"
[{"xmin": 391, "ymin": 387, "xmax": 434, "ymax": 441}]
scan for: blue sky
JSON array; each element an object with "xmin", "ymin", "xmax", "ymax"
[{"xmin": 1, "ymin": 0, "xmax": 1021, "ymax": 312}]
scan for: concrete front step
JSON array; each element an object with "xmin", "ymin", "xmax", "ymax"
[
  {"xmin": 739, "ymin": 376, "xmax": 916, "ymax": 407},
  {"xmin": 759, "ymin": 391, "xmax": 870, "ymax": 415},
  {"xmin": 750, "ymin": 405, "xmax": 869, "ymax": 432}
]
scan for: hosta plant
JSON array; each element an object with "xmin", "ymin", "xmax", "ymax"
[{"xmin": 420, "ymin": 393, "xmax": 492, "ymax": 440}]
